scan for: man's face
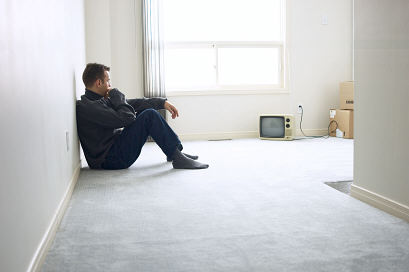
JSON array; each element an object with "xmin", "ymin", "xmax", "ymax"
[{"xmin": 98, "ymin": 71, "xmax": 111, "ymax": 94}]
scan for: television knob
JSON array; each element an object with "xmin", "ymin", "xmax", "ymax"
[
  {"xmin": 286, "ymin": 118, "xmax": 290, "ymax": 122},
  {"xmin": 286, "ymin": 124, "xmax": 290, "ymax": 128}
]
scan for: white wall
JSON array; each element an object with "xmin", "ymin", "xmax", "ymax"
[
  {"xmin": 85, "ymin": 0, "xmax": 144, "ymax": 99},
  {"xmin": 353, "ymin": 0, "xmax": 409, "ymax": 207},
  {"xmin": 169, "ymin": 0, "xmax": 353, "ymax": 139},
  {"xmin": 85, "ymin": 0, "xmax": 353, "ymax": 139},
  {"xmin": 0, "ymin": 0, "xmax": 85, "ymax": 271}
]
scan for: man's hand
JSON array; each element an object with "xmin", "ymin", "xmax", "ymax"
[
  {"xmin": 104, "ymin": 87, "xmax": 114, "ymax": 99},
  {"xmin": 164, "ymin": 101, "xmax": 179, "ymax": 119}
]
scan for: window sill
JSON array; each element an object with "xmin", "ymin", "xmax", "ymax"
[{"xmin": 166, "ymin": 88, "xmax": 290, "ymax": 97}]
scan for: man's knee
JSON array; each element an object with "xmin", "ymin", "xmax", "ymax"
[
  {"xmin": 139, "ymin": 108, "xmax": 159, "ymax": 117},
  {"xmin": 138, "ymin": 109, "xmax": 163, "ymax": 122}
]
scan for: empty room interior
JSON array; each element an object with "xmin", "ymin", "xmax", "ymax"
[{"xmin": 1, "ymin": 0, "xmax": 409, "ymax": 271}]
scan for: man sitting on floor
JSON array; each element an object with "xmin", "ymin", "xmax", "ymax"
[{"xmin": 76, "ymin": 63, "xmax": 209, "ymax": 170}]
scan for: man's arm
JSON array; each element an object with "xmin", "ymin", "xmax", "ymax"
[
  {"xmin": 127, "ymin": 97, "xmax": 179, "ymax": 119},
  {"xmin": 126, "ymin": 97, "xmax": 167, "ymax": 112},
  {"xmin": 78, "ymin": 89, "xmax": 136, "ymax": 129}
]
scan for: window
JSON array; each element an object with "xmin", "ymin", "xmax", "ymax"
[{"xmin": 162, "ymin": 0, "xmax": 287, "ymax": 93}]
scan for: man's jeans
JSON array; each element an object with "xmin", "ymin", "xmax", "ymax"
[{"xmin": 101, "ymin": 109, "xmax": 182, "ymax": 170}]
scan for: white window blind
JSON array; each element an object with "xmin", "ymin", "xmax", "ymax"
[{"xmin": 162, "ymin": 0, "xmax": 286, "ymax": 92}]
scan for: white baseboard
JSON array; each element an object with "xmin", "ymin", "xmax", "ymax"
[
  {"xmin": 295, "ymin": 128, "xmax": 328, "ymax": 137},
  {"xmin": 351, "ymin": 184, "xmax": 409, "ymax": 223},
  {"xmin": 178, "ymin": 129, "xmax": 328, "ymax": 141},
  {"xmin": 178, "ymin": 131, "xmax": 258, "ymax": 141},
  {"xmin": 28, "ymin": 163, "xmax": 81, "ymax": 272}
]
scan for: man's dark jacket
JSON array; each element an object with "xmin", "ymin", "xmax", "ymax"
[{"xmin": 76, "ymin": 88, "xmax": 166, "ymax": 169}]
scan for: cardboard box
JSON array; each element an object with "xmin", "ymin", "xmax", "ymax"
[
  {"xmin": 340, "ymin": 81, "xmax": 354, "ymax": 110},
  {"xmin": 329, "ymin": 109, "xmax": 354, "ymax": 139}
]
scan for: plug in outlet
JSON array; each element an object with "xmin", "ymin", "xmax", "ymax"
[
  {"xmin": 65, "ymin": 131, "xmax": 70, "ymax": 151},
  {"xmin": 297, "ymin": 104, "xmax": 303, "ymax": 114}
]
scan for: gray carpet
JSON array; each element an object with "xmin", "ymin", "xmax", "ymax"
[{"xmin": 41, "ymin": 138, "xmax": 409, "ymax": 272}]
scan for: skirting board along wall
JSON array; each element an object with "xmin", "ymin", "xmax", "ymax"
[
  {"xmin": 177, "ymin": 129, "xmax": 328, "ymax": 141},
  {"xmin": 28, "ymin": 163, "xmax": 81, "ymax": 272},
  {"xmin": 351, "ymin": 184, "xmax": 409, "ymax": 223}
]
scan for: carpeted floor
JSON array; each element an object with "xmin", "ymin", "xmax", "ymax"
[{"xmin": 41, "ymin": 138, "xmax": 409, "ymax": 272}]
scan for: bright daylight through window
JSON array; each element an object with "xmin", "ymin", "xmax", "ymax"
[{"xmin": 162, "ymin": 0, "xmax": 286, "ymax": 93}]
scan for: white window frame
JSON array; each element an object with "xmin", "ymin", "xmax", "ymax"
[{"xmin": 164, "ymin": 1, "xmax": 289, "ymax": 96}]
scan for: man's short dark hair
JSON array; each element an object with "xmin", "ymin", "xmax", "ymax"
[{"xmin": 82, "ymin": 63, "xmax": 110, "ymax": 88}]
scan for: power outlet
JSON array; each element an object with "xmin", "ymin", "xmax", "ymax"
[
  {"xmin": 297, "ymin": 104, "xmax": 303, "ymax": 114},
  {"xmin": 65, "ymin": 131, "xmax": 70, "ymax": 151},
  {"xmin": 321, "ymin": 15, "xmax": 328, "ymax": 25}
]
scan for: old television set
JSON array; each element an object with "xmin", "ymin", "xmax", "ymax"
[{"xmin": 259, "ymin": 114, "xmax": 294, "ymax": 140}]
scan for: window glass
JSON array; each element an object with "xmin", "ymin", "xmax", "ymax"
[
  {"xmin": 163, "ymin": 0, "xmax": 282, "ymax": 42},
  {"xmin": 162, "ymin": 0, "xmax": 285, "ymax": 91},
  {"xmin": 164, "ymin": 48, "xmax": 216, "ymax": 89},
  {"xmin": 218, "ymin": 48, "xmax": 280, "ymax": 85}
]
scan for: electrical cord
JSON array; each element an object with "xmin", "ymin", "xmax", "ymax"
[
  {"xmin": 328, "ymin": 120, "xmax": 339, "ymax": 135},
  {"xmin": 293, "ymin": 106, "xmax": 335, "ymax": 140}
]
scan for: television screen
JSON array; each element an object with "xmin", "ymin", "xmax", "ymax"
[{"xmin": 260, "ymin": 116, "xmax": 285, "ymax": 138}]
